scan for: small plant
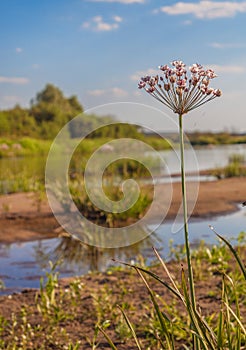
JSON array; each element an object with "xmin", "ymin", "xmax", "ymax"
[
  {"xmin": 70, "ymin": 176, "xmax": 153, "ymax": 227},
  {"xmin": 36, "ymin": 260, "xmax": 71, "ymax": 324},
  {"xmin": 213, "ymin": 153, "xmax": 246, "ymax": 179}
]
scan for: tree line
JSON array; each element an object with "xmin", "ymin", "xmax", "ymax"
[{"xmin": 0, "ymin": 84, "xmax": 133, "ymax": 140}]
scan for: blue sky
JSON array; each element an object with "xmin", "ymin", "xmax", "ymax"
[{"xmin": 0, "ymin": 0, "xmax": 246, "ymax": 132}]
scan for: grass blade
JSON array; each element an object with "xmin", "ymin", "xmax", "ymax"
[
  {"xmin": 98, "ymin": 326, "xmax": 118, "ymax": 350},
  {"xmin": 217, "ymin": 309, "xmax": 224, "ymax": 349},
  {"xmin": 112, "ymin": 259, "xmax": 182, "ymax": 300},
  {"xmin": 136, "ymin": 268, "xmax": 175, "ymax": 350},
  {"xmin": 152, "ymin": 247, "xmax": 184, "ymax": 300},
  {"xmin": 217, "ymin": 278, "xmax": 225, "ymax": 350},
  {"xmin": 209, "ymin": 226, "xmax": 246, "ymax": 279},
  {"xmin": 224, "ymin": 303, "xmax": 246, "ymax": 336},
  {"xmin": 117, "ymin": 305, "xmax": 142, "ymax": 350},
  {"xmin": 181, "ymin": 268, "xmax": 217, "ymax": 350},
  {"xmin": 222, "ymin": 276, "xmax": 233, "ymax": 350}
]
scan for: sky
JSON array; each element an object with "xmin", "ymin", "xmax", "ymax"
[{"xmin": 0, "ymin": 0, "xmax": 246, "ymax": 132}]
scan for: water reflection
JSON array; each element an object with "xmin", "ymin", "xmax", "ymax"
[
  {"xmin": 0, "ymin": 205, "xmax": 245, "ymax": 295},
  {"xmin": 0, "ymin": 229, "xmax": 160, "ymax": 295},
  {"xmin": 36, "ymin": 230, "xmax": 160, "ymax": 273}
]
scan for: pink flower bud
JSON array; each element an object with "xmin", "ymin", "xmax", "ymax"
[
  {"xmin": 177, "ymin": 79, "xmax": 186, "ymax": 88},
  {"xmin": 176, "ymin": 69, "xmax": 184, "ymax": 77},
  {"xmin": 191, "ymin": 76, "xmax": 199, "ymax": 85},
  {"xmin": 170, "ymin": 76, "xmax": 176, "ymax": 83},
  {"xmin": 189, "ymin": 64, "xmax": 199, "ymax": 74},
  {"xmin": 138, "ymin": 81, "xmax": 146, "ymax": 89},
  {"xmin": 176, "ymin": 87, "xmax": 182, "ymax": 95},
  {"xmin": 164, "ymin": 83, "xmax": 170, "ymax": 91},
  {"xmin": 206, "ymin": 69, "xmax": 217, "ymax": 79},
  {"xmin": 146, "ymin": 86, "xmax": 155, "ymax": 93},
  {"xmin": 206, "ymin": 88, "xmax": 214, "ymax": 95},
  {"xmin": 141, "ymin": 75, "xmax": 151, "ymax": 82},
  {"xmin": 149, "ymin": 76, "xmax": 157, "ymax": 86},
  {"xmin": 159, "ymin": 64, "xmax": 169, "ymax": 71},
  {"xmin": 199, "ymin": 70, "xmax": 206, "ymax": 77},
  {"xmin": 213, "ymin": 89, "xmax": 222, "ymax": 96},
  {"xmin": 200, "ymin": 85, "xmax": 207, "ymax": 94},
  {"xmin": 202, "ymin": 78, "xmax": 209, "ymax": 86}
]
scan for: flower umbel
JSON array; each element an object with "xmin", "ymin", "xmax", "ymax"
[{"xmin": 138, "ymin": 60, "xmax": 222, "ymax": 115}]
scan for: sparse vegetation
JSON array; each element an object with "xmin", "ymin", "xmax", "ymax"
[
  {"xmin": 0, "ymin": 234, "xmax": 245, "ymax": 349},
  {"xmin": 213, "ymin": 153, "xmax": 246, "ymax": 179}
]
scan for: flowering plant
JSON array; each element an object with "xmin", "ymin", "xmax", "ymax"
[
  {"xmin": 138, "ymin": 60, "xmax": 222, "ymax": 115},
  {"xmin": 138, "ymin": 60, "xmax": 222, "ymax": 347}
]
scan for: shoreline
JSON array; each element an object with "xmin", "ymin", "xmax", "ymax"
[{"xmin": 0, "ymin": 177, "xmax": 245, "ymax": 244}]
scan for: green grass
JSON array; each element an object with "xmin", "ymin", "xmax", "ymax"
[
  {"xmin": 103, "ymin": 232, "xmax": 246, "ymax": 349},
  {"xmin": 0, "ymin": 137, "xmax": 52, "ymax": 158},
  {"xmin": 213, "ymin": 153, "xmax": 246, "ymax": 179},
  {"xmin": 69, "ymin": 178, "xmax": 153, "ymax": 227}
]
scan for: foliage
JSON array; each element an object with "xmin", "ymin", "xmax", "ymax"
[
  {"xmin": 70, "ymin": 177, "xmax": 153, "ymax": 227},
  {"xmin": 0, "ymin": 106, "xmax": 38, "ymax": 138},
  {"xmin": 188, "ymin": 132, "xmax": 246, "ymax": 146},
  {"xmin": 68, "ymin": 113, "xmax": 114, "ymax": 138},
  {"xmin": 0, "ymin": 84, "xmax": 114, "ymax": 140},
  {"xmin": 87, "ymin": 123, "xmax": 143, "ymax": 139},
  {"xmin": 213, "ymin": 153, "xmax": 246, "ymax": 179}
]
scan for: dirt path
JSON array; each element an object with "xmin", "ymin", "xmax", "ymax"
[{"xmin": 0, "ymin": 177, "xmax": 245, "ymax": 244}]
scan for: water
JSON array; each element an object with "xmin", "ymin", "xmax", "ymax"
[
  {"xmin": 159, "ymin": 143, "xmax": 246, "ymax": 175},
  {"xmin": 0, "ymin": 144, "xmax": 245, "ymax": 183},
  {"xmin": 0, "ymin": 143, "xmax": 246, "ymax": 294},
  {"xmin": 0, "ymin": 207, "xmax": 245, "ymax": 295}
]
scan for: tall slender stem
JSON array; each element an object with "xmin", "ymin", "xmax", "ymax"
[{"xmin": 178, "ymin": 114, "xmax": 196, "ymax": 309}]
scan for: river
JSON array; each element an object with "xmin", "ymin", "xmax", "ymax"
[{"xmin": 0, "ymin": 143, "xmax": 245, "ymax": 294}]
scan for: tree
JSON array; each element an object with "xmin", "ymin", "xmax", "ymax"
[
  {"xmin": 0, "ymin": 105, "xmax": 38, "ymax": 137},
  {"xmin": 29, "ymin": 84, "xmax": 83, "ymax": 138}
]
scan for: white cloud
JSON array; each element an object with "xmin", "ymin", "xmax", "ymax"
[
  {"xmin": 155, "ymin": 1, "xmax": 246, "ymax": 19},
  {"xmin": 210, "ymin": 42, "xmax": 246, "ymax": 49},
  {"xmin": 88, "ymin": 0, "xmax": 144, "ymax": 3},
  {"xmin": 87, "ymin": 89, "xmax": 105, "ymax": 96},
  {"xmin": 130, "ymin": 68, "xmax": 159, "ymax": 81},
  {"xmin": 15, "ymin": 47, "xmax": 23, "ymax": 53},
  {"xmin": 0, "ymin": 76, "xmax": 29, "ymax": 84},
  {"xmin": 209, "ymin": 64, "xmax": 245, "ymax": 73},
  {"xmin": 113, "ymin": 15, "xmax": 123, "ymax": 22},
  {"xmin": 111, "ymin": 87, "xmax": 128, "ymax": 97},
  {"xmin": 82, "ymin": 15, "xmax": 122, "ymax": 31},
  {"xmin": 87, "ymin": 87, "xmax": 128, "ymax": 97}
]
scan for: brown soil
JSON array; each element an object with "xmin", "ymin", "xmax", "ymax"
[
  {"xmin": 0, "ymin": 252, "xmax": 245, "ymax": 349},
  {"xmin": 0, "ymin": 178, "xmax": 245, "ymax": 348}
]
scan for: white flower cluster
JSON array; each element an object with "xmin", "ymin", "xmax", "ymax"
[{"xmin": 138, "ymin": 60, "xmax": 222, "ymax": 115}]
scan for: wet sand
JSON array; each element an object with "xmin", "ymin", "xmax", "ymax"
[{"xmin": 0, "ymin": 177, "xmax": 245, "ymax": 244}]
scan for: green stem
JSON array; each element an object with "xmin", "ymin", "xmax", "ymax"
[{"xmin": 178, "ymin": 114, "xmax": 196, "ymax": 309}]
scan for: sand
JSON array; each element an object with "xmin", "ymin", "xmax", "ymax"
[{"xmin": 0, "ymin": 177, "xmax": 245, "ymax": 244}]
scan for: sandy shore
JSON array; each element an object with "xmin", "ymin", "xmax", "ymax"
[{"xmin": 0, "ymin": 177, "xmax": 245, "ymax": 244}]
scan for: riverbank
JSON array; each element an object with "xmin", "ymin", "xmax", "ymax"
[
  {"xmin": 0, "ymin": 177, "xmax": 245, "ymax": 349},
  {"xmin": 0, "ymin": 177, "xmax": 245, "ymax": 244},
  {"xmin": 0, "ymin": 243, "xmax": 245, "ymax": 349}
]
